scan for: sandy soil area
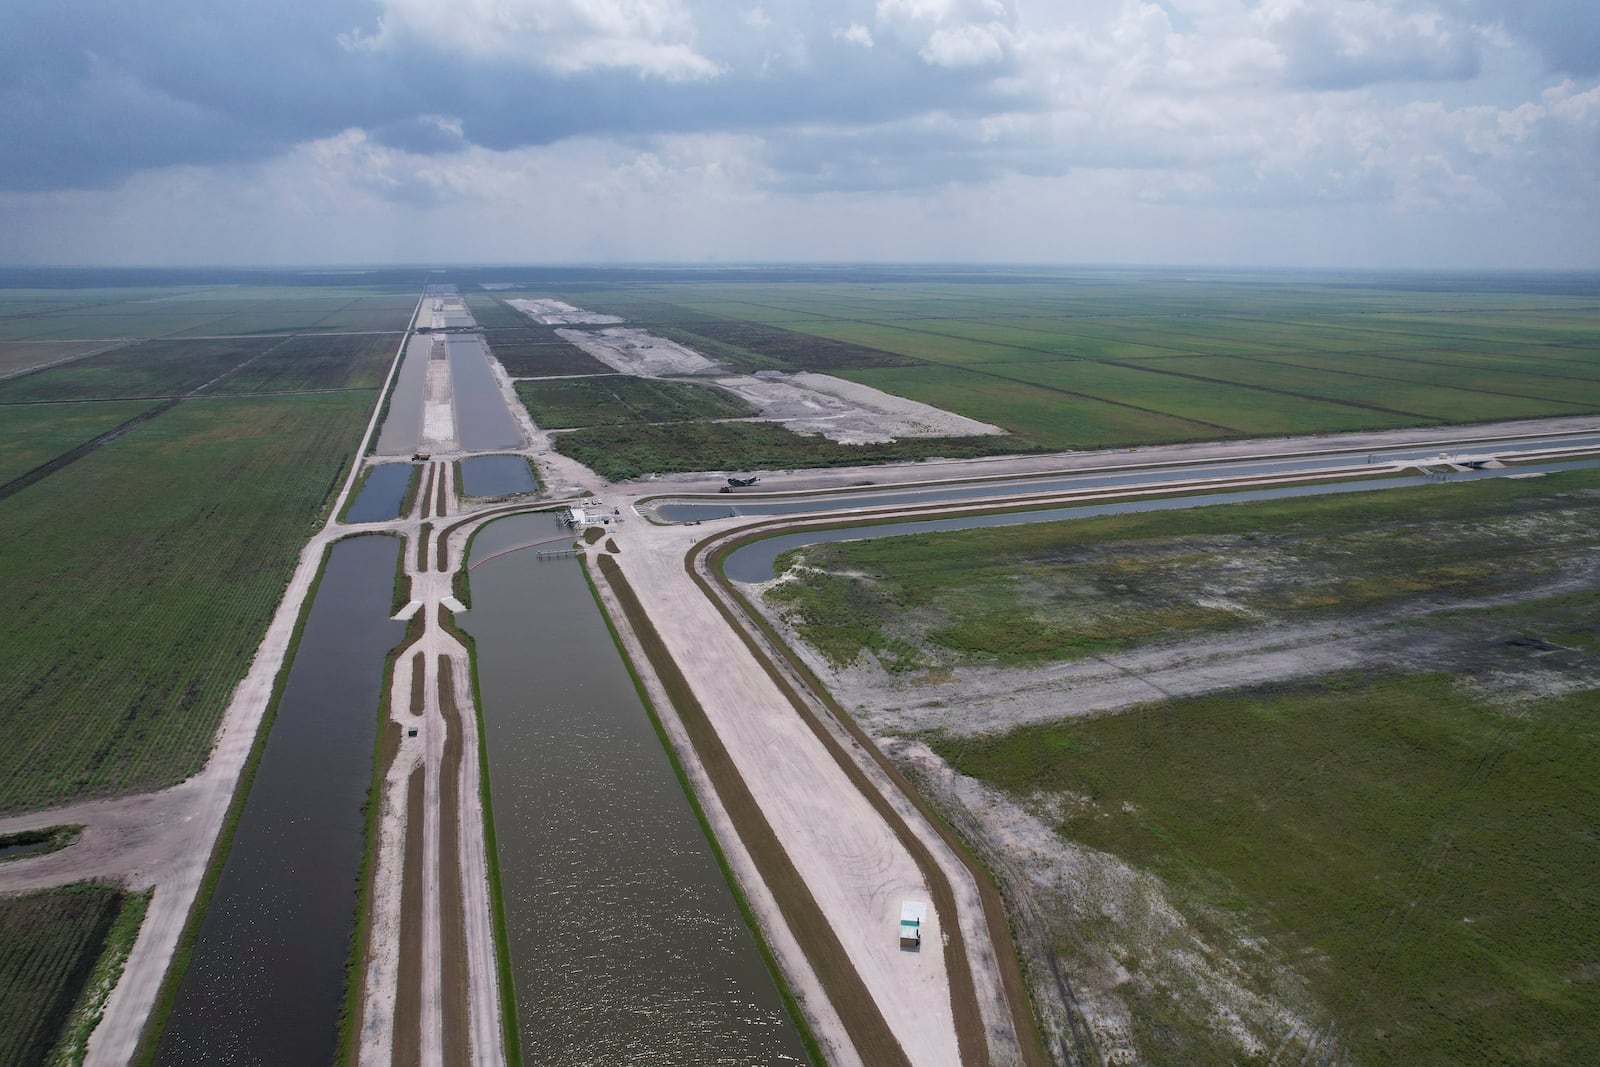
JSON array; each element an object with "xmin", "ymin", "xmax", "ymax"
[
  {"xmin": 557, "ymin": 325, "xmax": 722, "ymax": 375},
  {"xmin": 505, "ymin": 298, "xmax": 622, "ymax": 325},
  {"xmin": 712, "ymin": 372, "xmax": 1004, "ymax": 444}
]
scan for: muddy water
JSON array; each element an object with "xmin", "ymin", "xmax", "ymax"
[
  {"xmin": 375, "ymin": 333, "xmax": 431, "ymax": 456},
  {"xmin": 346, "ymin": 461, "xmax": 414, "ymax": 522},
  {"xmin": 448, "ymin": 337, "xmax": 523, "ymax": 452},
  {"xmin": 459, "ymin": 453, "xmax": 538, "ymax": 498},
  {"xmin": 462, "ymin": 514, "xmax": 807, "ymax": 1066},
  {"xmin": 723, "ymin": 459, "xmax": 1600, "ymax": 581},
  {"xmin": 155, "ymin": 535, "xmax": 405, "ymax": 1066}
]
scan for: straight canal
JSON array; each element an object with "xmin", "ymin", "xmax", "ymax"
[
  {"xmin": 461, "ymin": 514, "xmax": 808, "ymax": 1065},
  {"xmin": 156, "ymin": 534, "xmax": 405, "ymax": 1065}
]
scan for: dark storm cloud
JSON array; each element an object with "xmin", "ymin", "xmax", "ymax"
[{"xmin": 0, "ymin": 0, "xmax": 1032, "ymax": 192}]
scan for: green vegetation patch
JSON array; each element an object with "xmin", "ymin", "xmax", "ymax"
[
  {"xmin": 929, "ymin": 673, "xmax": 1600, "ymax": 1065},
  {"xmin": 0, "ymin": 883, "xmax": 125, "ymax": 1067},
  {"xmin": 515, "ymin": 375, "xmax": 754, "ymax": 428},
  {"xmin": 210, "ymin": 333, "xmax": 399, "ymax": 393},
  {"xmin": 663, "ymin": 320, "xmax": 922, "ymax": 372},
  {"xmin": 766, "ymin": 467, "xmax": 1600, "ymax": 672},
  {"xmin": 482, "ymin": 327, "xmax": 613, "ymax": 377},
  {"xmin": 0, "ymin": 338, "xmax": 277, "ymax": 402},
  {"xmin": 0, "ymin": 392, "xmax": 369, "ymax": 813},
  {"xmin": 556, "ymin": 419, "xmax": 1030, "ymax": 481},
  {"xmin": 0, "ymin": 400, "xmax": 157, "ymax": 486}
]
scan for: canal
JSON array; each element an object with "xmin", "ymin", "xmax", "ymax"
[
  {"xmin": 461, "ymin": 514, "xmax": 808, "ymax": 1065},
  {"xmin": 155, "ymin": 535, "xmax": 405, "ymax": 1065}
]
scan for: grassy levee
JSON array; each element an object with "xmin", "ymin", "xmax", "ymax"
[
  {"xmin": 393, "ymin": 765, "xmax": 426, "ymax": 1066},
  {"xmin": 337, "ymin": 546, "xmax": 422, "ymax": 1067},
  {"xmin": 0, "ymin": 392, "xmax": 374, "ymax": 815},
  {"xmin": 438, "ymin": 657, "xmax": 470, "ymax": 1067},
  {"xmin": 577, "ymin": 556, "xmax": 823, "ymax": 1066},
  {"xmin": 696, "ymin": 542, "xmax": 1052, "ymax": 1067},
  {"xmin": 47, "ymin": 887, "xmax": 152, "ymax": 1067},
  {"xmin": 931, "ymin": 672, "xmax": 1600, "ymax": 1065},
  {"xmin": 762, "ymin": 465, "xmax": 1600, "ymax": 673},
  {"xmin": 435, "ymin": 594, "xmax": 521, "ymax": 1067},
  {"xmin": 0, "ymin": 883, "xmax": 125, "ymax": 1067},
  {"xmin": 597, "ymin": 553, "xmax": 916, "ymax": 1067}
]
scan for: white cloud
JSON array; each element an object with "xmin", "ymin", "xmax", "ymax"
[
  {"xmin": 348, "ymin": 0, "xmax": 721, "ymax": 81},
  {"xmin": 835, "ymin": 23, "xmax": 875, "ymax": 48}
]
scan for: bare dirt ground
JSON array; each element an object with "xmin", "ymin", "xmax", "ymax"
[
  {"xmin": 536, "ymin": 301, "xmax": 1006, "ymax": 444},
  {"xmin": 504, "ymin": 298, "xmax": 622, "ymax": 325},
  {"xmin": 712, "ymin": 371, "xmax": 1004, "ymax": 443}
]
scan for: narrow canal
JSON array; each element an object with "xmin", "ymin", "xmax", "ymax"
[
  {"xmin": 722, "ymin": 459, "xmax": 1600, "ymax": 582},
  {"xmin": 155, "ymin": 535, "xmax": 405, "ymax": 1065},
  {"xmin": 461, "ymin": 514, "xmax": 808, "ymax": 1065}
]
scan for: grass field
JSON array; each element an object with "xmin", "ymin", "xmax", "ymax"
[
  {"xmin": 0, "ymin": 284, "xmax": 418, "ymax": 342},
  {"xmin": 766, "ymin": 466, "xmax": 1600, "ymax": 672},
  {"xmin": 0, "ymin": 392, "xmax": 371, "ymax": 812},
  {"xmin": 0, "ymin": 338, "xmax": 281, "ymax": 402},
  {"xmin": 0, "ymin": 883, "xmax": 128, "ymax": 1067},
  {"xmin": 930, "ymin": 672, "xmax": 1600, "ymax": 1065},
  {"xmin": 210, "ymin": 333, "xmax": 398, "ymax": 393},
  {"xmin": 514, "ymin": 375, "xmax": 754, "ymax": 427},
  {"xmin": 552, "ymin": 272, "xmax": 1600, "ymax": 450},
  {"xmin": 0, "ymin": 400, "xmax": 157, "ymax": 486}
]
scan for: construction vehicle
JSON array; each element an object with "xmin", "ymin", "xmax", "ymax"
[{"xmin": 719, "ymin": 475, "xmax": 761, "ymax": 493}]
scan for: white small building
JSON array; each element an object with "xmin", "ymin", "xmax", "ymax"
[{"xmin": 899, "ymin": 900, "xmax": 926, "ymax": 949}]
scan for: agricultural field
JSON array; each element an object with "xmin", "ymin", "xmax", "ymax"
[
  {"xmin": 0, "ymin": 337, "xmax": 282, "ymax": 402},
  {"xmin": 0, "ymin": 401, "xmax": 156, "ymax": 487},
  {"xmin": 755, "ymin": 467, "xmax": 1600, "ymax": 1064},
  {"xmin": 0, "ymin": 282, "xmax": 417, "ymax": 341},
  {"xmin": 549, "ymin": 271, "xmax": 1600, "ymax": 451},
  {"xmin": 0, "ymin": 341, "xmax": 122, "ymax": 379},
  {"xmin": 514, "ymin": 375, "xmax": 754, "ymax": 428},
  {"xmin": 210, "ymin": 333, "xmax": 400, "ymax": 393},
  {"xmin": 480, "ymin": 328, "xmax": 614, "ymax": 377},
  {"xmin": 0, "ymin": 883, "xmax": 131, "ymax": 1067},
  {"xmin": 0, "ymin": 389, "xmax": 375, "ymax": 813}
]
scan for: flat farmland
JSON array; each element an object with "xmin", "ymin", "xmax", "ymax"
[
  {"xmin": 0, "ymin": 391, "xmax": 372, "ymax": 813},
  {"xmin": 0, "ymin": 337, "xmax": 280, "ymax": 402},
  {"xmin": 551, "ymin": 273, "xmax": 1600, "ymax": 450},
  {"xmin": 0, "ymin": 883, "xmax": 128, "ymax": 1067},
  {"xmin": 0, "ymin": 340, "xmax": 122, "ymax": 379},
  {"xmin": 0, "ymin": 400, "xmax": 156, "ymax": 486},
  {"xmin": 0, "ymin": 284, "xmax": 417, "ymax": 341},
  {"xmin": 210, "ymin": 333, "xmax": 399, "ymax": 393}
]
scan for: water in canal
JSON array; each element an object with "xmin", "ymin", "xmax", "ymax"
[
  {"xmin": 346, "ymin": 462, "xmax": 414, "ymax": 522},
  {"xmin": 723, "ymin": 459, "xmax": 1600, "ymax": 581},
  {"xmin": 461, "ymin": 514, "xmax": 808, "ymax": 1066},
  {"xmin": 448, "ymin": 337, "xmax": 524, "ymax": 452},
  {"xmin": 374, "ymin": 333, "xmax": 430, "ymax": 457},
  {"xmin": 155, "ymin": 535, "xmax": 406, "ymax": 1066},
  {"xmin": 459, "ymin": 454, "xmax": 538, "ymax": 498}
]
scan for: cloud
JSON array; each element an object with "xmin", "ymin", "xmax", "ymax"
[
  {"xmin": 835, "ymin": 23, "xmax": 875, "ymax": 48},
  {"xmin": 1261, "ymin": 0, "xmax": 1482, "ymax": 89}
]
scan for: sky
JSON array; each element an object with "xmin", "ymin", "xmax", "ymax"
[{"xmin": 1, "ymin": 0, "xmax": 1596, "ymax": 269}]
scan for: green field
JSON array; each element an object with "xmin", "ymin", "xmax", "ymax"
[
  {"xmin": 0, "ymin": 285, "xmax": 417, "ymax": 342},
  {"xmin": 557, "ymin": 273, "xmax": 1600, "ymax": 450},
  {"xmin": 0, "ymin": 401, "xmax": 157, "ymax": 486},
  {"xmin": 0, "ymin": 392, "xmax": 371, "ymax": 812},
  {"xmin": 515, "ymin": 375, "xmax": 754, "ymax": 428},
  {"xmin": 765, "ymin": 467, "xmax": 1600, "ymax": 673},
  {"xmin": 931, "ymin": 674, "xmax": 1600, "ymax": 1065},
  {"xmin": 0, "ymin": 884, "xmax": 130, "ymax": 1067}
]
